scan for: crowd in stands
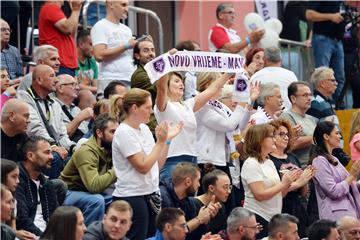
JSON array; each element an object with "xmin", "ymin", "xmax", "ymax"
[{"xmin": 1, "ymin": 1, "xmax": 360, "ymax": 240}]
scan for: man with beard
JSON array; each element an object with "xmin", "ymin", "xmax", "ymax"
[
  {"xmin": 160, "ymin": 162, "xmax": 220, "ymax": 240},
  {"xmin": 14, "ymin": 136, "xmax": 59, "ymax": 237},
  {"xmin": 60, "ymin": 113, "xmax": 119, "ymax": 226},
  {"xmin": 55, "ymin": 74, "xmax": 94, "ymax": 142}
]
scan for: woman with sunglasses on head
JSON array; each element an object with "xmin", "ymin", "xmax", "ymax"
[{"xmin": 269, "ymin": 119, "xmax": 315, "ymax": 238}]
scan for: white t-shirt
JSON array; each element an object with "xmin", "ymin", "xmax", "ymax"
[
  {"xmin": 154, "ymin": 98, "xmax": 197, "ymax": 158},
  {"xmin": 241, "ymin": 157, "xmax": 282, "ymax": 221},
  {"xmin": 91, "ymin": 19, "xmax": 136, "ymax": 91},
  {"xmin": 32, "ymin": 179, "xmax": 47, "ymax": 233},
  {"xmin": 249, "ymin": 107, "xmax": 274, "ymax": 125},
  {"xmin": 112, "ymin": 123, "xmax": 159, "ymax": 197},
  {"xmin": 250, "ymin": 66, "xmax": 298, "ymax": 110}
]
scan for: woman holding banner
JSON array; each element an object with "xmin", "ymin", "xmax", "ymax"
[{"xmin": 154, "ymin": 71, "xmax": 232, "ymax": 181}]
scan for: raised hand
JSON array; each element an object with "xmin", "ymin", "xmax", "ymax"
[
  {"xmin": 166, "ymin": 121, "xmax": 184, "ymax": 140},
  {"xmin": 296, "ymin": 166, "xmax": 316, "ymax": 187},
  {"xmin": 249, "ymin": 81, "xmax": 260, "ymax": 102}
]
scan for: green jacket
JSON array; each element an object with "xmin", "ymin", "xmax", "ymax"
[
  {"xmin": 60, "ymin": 136, "xmax": 116, "ymax": 193},
  {"xmin": 131, "ymin": 64, "xmax": 157, "ymax": 103}
]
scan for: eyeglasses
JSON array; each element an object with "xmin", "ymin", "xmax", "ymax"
[
  {"xmin": 174, "ymin": 223, "xmax": 188, "ymax": 231},
  {"xmin": 242, "ymin": 223, "xmax": 262, "ymax": 230},
  {"xmin": 276, "ymin": 132, "xmax": 289, "ymax": 139},
  {"xmin": 295, "ymin": 93, "xmax": 313, "ymax": 98},
  {"xmin": 324, "ymin": 78, "xmax": 337, "ymax": 83},
  {"xmin": 348, "ymin": 230, "xmax": 360, "ymax": 236},
  {"xmin": 222, "ymin": 11, "xmax": 237, "ymax": 16},
  {"xmin": 61, "ymin": 82, "xmax": 78, "ymax": 87},
  {"xmin": 222, "ymin": 185, "xmax": 233, "ymax": 192},
  {"xmin": 1, "ymin": 28, "xmax": 12, "ymax": 33}
]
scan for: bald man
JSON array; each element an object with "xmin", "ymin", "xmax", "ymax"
[
  {"xmin": 338, "ymin": 216, "xmax": 360, "ymax": 240},
  {"xmin": 55, "ymin": 74, "xmax": 93, "ymax": 141},
  {"xmin": 1, "ymin": 99, "xmax": 30, "ymax": 162},
  {"xmin": 17, "ymin": 64, "xmax": 76, "ymax": 178}
]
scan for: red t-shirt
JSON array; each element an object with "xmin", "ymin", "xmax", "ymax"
[
  {"xmin": 38, "ymin": 3, "xmax": 77, "ymax": 69},
  {"xmin": 210, "ymin": 26, "xmax": 230, "ymax": 49}
]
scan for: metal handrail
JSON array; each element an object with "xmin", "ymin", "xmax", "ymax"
[{"xmin": 82, "ymin": 1, "xmax": 164, "ymax": 53}]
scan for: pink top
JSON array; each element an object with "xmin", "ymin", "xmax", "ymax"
[
  {"xmin": 0, "ymin": 94, "xmax": 11, "ymax": 111},
  {"xmin": 350, "ymin": 133, "xmax": 360, "ymax": 162}
]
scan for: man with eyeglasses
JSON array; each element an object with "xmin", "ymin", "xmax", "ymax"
[
  {"xmin": 218, "ymin": 207, "xmax": 260, "ymax": 240},
  {"xmin": 84, "ymin": 200, "xmax": 132, "ymax": 240},
  {"xmin": 280, "ymin": 81, "xmax": 316, "ymax": 168},
  {"xmin": 338, "ymin": 216, "xmax": 360, "ymax": 240},
  {"xmin": 0, "ymin": 18, "xmax": 23, "ymax": 81},
  {"xmin": 55, "ymin": 74, "xmax": 93, "ymax": 142},
  {"xmin": 208, "ymin": 3, "xmax": 264, "ymax": 53}
]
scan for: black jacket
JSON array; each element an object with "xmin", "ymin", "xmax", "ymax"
[{"xmin": 14, "ymin": 162, "xmax": 59, "ymax": 236}]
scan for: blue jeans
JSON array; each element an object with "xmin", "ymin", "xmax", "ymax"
[
  {"xmin": 63, "ymin": 190, "xmax": 112, "ymax": 226},
  {"xmin": 159, "ymin": 155, "xmax": 197, "ymax": 182},
  {"xmin": 311, "ymin": 34, "xmax": 345, "ymax": 103},
  {"xmin": 59, "ymin": 66, "xmax": 76, "ymax": 77}
]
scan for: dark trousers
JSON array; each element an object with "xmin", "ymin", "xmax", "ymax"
[
  {"xmin": 255, "ymin": 213, "xmax": 269, "ymax": 239},
  {"xmin": 113, "ymin": 195, "xmax": 157, "ymax": 240}
]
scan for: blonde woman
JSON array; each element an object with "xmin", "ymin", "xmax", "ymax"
[{"xmin": 109, "ymin": 94, "xmax": 125, "ymax": 122}]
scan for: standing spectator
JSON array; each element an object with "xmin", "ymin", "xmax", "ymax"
[
  {"xmin": 244, "ymin": 47, "xmax": 265, "ymax": 79},
  {"xmin": 280, "ymin": 81, "xmax": 316, "ymax": 168},
  {"xmin": 1, "ymin": 67, "xmax": 18, "ymax": 109},
  {"xmin": 208, "ymin": 3, "xmax": 264, "ymax": 53},
  {"xmin": 241, "ymin": 124, "xmax": 299, "ymax": 238},
  {"xmin": 249, "ymin": 83, "xmax": 283, "ymax": 125},
  {"xmin": 146, "ymin": 208, "xmax": 188, "ymax": 240},
  {"xmin": 308, "ymin": 219, "xmax": 340, "ymax": 240},
  {"xmin": 337, "ymin": 216, "xmax": 360, "ymax": 240},
  {"xmin": 76, "ymin": 29, "xmax": 98, "ymax": 94},
  {"xmin": 15, "ymin": 136, "xmax": 59, "ymax": 237},
  {"xmin": 18, "ymin": 45, "xmax": 61, "ymax": 91},
  {"xmin": 1, "ymin": 99, "xmax": 30, "ymax": 162},
  {"xmin": 309, "ymin": 121, "xmax": 360, "ymax": 221},
  {"xmin": 84, "ymin": 200, "xmax": 132, "ymax": 240},
  {"xmin": 0, "ymin": 18, "xmax": 23, "ymax": 81},
  {"xmin": 91, "ymin": 0, "xmax": 137, "ymax": 91},
  {"xmin": 265, "ymin": 214, "xmax": 300, "ymax": 240},
  {"xmin": 112, "ymin": 88, "xmax": 182, "ymax": 240},
  {"xmin": 269, "ymin": 119, "xmax": 315, "ymax": 238},
  {"xmin": 250, "ymin": 47, "xmax": 298, "ymax": 110},
  {"xmin": 349, "ymin": 110, "xmax": 360, "ymax": 163},
  {"xmin": 155, "ymin": 71, "xmax": 231, "ymax": 181},
  {"xmin": 307, "ymin": 67, "xmax": 350, "ymax": 167},
  {"xmin": 17, "ymin": 65, "xmax": 75, "ymax": 179},
  {"xmin": 38, "ymin": 0, "xmax": 82, "ymax": 76},
  {"xmin": 306, "ymin": 1, "xmax": 346, "ymax": 108},
  {"xmin": 40, "ymin": 206, "xmax": 86, "ymax": 240}
]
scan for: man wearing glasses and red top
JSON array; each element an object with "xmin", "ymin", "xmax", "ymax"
[{"xmin": 208, "ymin": 3, "xmax": 264, "ymax": 53}]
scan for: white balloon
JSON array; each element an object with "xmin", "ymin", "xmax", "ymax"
[
  {"xmin": 260, "ymin": 28, "xmax": 279, "ymax": 48},
  {"xmin": 244, "ymin": 13, "xmax": 265, "ymax": 32},
  {"xmin": 264, "ymin": 18, "xmax": 283, "ymax": 35}
]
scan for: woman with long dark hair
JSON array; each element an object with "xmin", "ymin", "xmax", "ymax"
[{"xmin": 310, "ymin": 121, "xmax": 360, "ymax": 220}]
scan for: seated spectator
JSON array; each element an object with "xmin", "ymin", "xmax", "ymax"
[
  {"xmin": 60, "ymin": 114, "xmax": 118, "ymax": 226},
  {"xmin": 308, "ymin": 219, "xmax": 340, "ymax": 240},
  {"xmin": 244, "ymin": 48, "xmax": 265, "ymax": 79},
  {"xmin": 55, "ymin": 74, "xmax": 93, "ymax": 142},
  {"xmin": 0, "ymin": 18, "xmax": 23, "ymax": 81},
  {"xmin": 38, "ymin": 0, "xmax": 82, "ymax": 76},
  {"xmin": 269, "ymin": 119, "xmax": 315, "ymax": 238},
  {"xmin": 250, "ymin": 47, "xmax": 298, "ymax": 110},
  {"xmin": 76, "ymin": 29, "xmax": 98, "ymax": 94},
  {"xmin": 218, "ymin": 207, "xmax": 260, "ymax": 240},
  {"xmin": 194, "ymin": 168, "xmax": 230, "ymax": 238},
  {"xmin": 350, "ymin": 110, "xmax": 360, "ymax": 164},
  {"xmin": 76, "ymin": 89, "xmax": 97, "ymax": 110},
  {"xmin": 309, "ymin": 121, "xmax": 360, "ymax": 221},
  {"xmin": 84, "ymin": 200, "xmax": 132, "ymax": 240},
  {"xmin": 14, "ymin": 136, "xmax": 59, "ymax": 237},
  {"xmin": 208, "ymin": 3, "xmax": 264, "ymax": 53},
  {"xmin": 337, "ymin": 216, "xmax": 360, "ymax": 240},
  {"xmin": 1, "ymin": 99, "xmax": 30, "ymax": 162},
  {"xmin": 109, "ymin": 94, "xmax": 125, "ymax": 123},
  {"xmin": 103, "ymin": 80, "xmax": 128, "ymax": 99},
  {"xmin": 265, "ymin": 213, "xmax": 300, "ymax": 240},
  {"xmin": 160, "ymin": 162, "xmax": 217, "ymax": 240},
  {"xmin": 241, "ymin": 124, "xmax": 299, "ymax": 238},
  {"xmin": 250, "ymin": 83, "xmax": 283, "ymax": 125},
  {"xmin": 18, "ymin": 44, "xmax": 61, "ymax": 91},
  {"xmin": 1, "ymin": 184, "xmax": 16, "ymax": 240},
  {"xmin": 1, "ymin": 67, "xmax": 18, "ymax": 109},
  {"xmin": 17, "ymin": 65, "xmax": 75, "ymax": 178},
  {"xmin": 112, "ymin": 88, "xmax": 183, "ymax": 240},
  {"xmin": 40, "ymin": 206, "xmax": 86, "ymax": 240},
  {"xmin": 280, "ymin": 81, "xmax": 316, "ymax": 168},
  {"xmin": 146, "ymin": 208, "xmax": 188, "ymax": 240}
]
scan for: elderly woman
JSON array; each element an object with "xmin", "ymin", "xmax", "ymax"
[
  {"xmin": 241, "ymin": 123, "xmax": 299, "ymax": 238},
  {"xmin": 310, "ymin": 121, "xmax": 360, "ymax": 221},
  {"xmin": 249, "ymin": 82, "xmax": 283, "ymax": 125}
]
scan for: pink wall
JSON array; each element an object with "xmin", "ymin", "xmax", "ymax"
[{"xmin": 177, "ymin": 1, "xmax": 255, "ymax": 51}]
